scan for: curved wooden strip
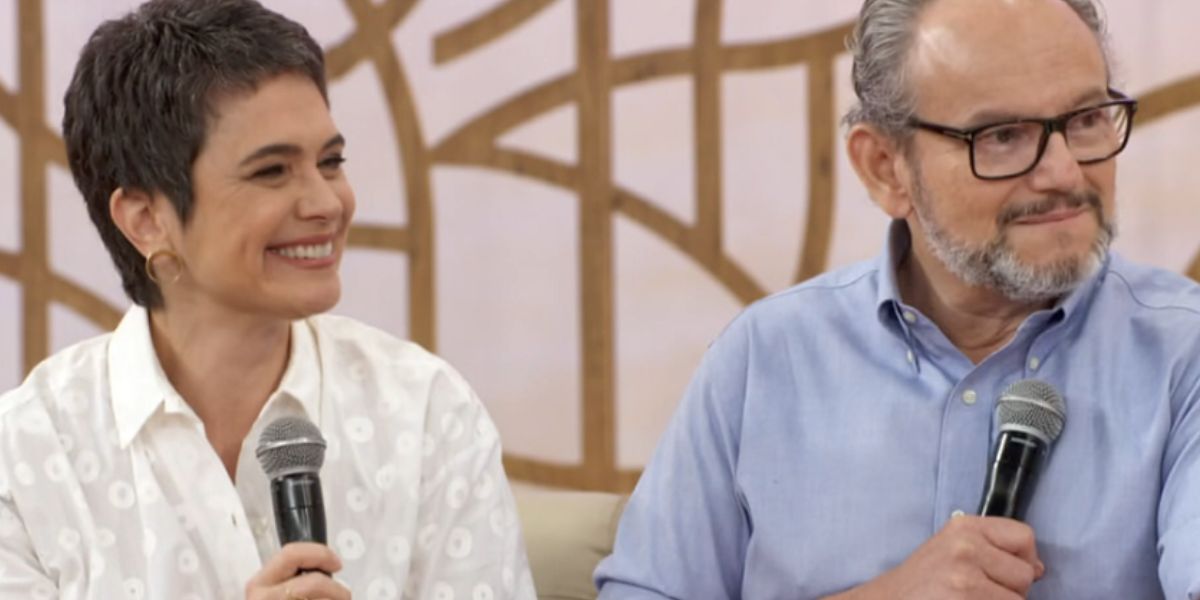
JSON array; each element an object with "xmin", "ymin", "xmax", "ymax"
[
  {"xmin": 42, "ymin": 129, "xmax": 67, "ymax": 168},
  {"xmin": 344, "ymin": 0, "xmax": 436, "ymax": 350},
  {"xmin": 434, "ymin": 27, "xmax": 858, "ymax": 163},
  {"xmin": 794, "ymin": 58, "xmax": 837, "ymax": 283},
  {"xmin": 613, "ymin": 48, "xmax": 693, "ymax": 85},
  {"xmin": 614, "ymin": 188, "xmax": 766, "ymax": 304},
  {"xmin": 502, "ymin": 455, "xmax": 596, "ymax": 490},
  {"xmin": 433, "ymin": 0, "xmax": 558, "ymax": 65},
  {"xmin": 616, "ymin": 468, "xmax": 641, "ymax": 493},
  {"xmin": 0, "ymin": 85, "xmax": 15, "ymax": 128},
  {"xmin": 49, "ymin": 275, "xmax": 123, "ymax": 332},
  {"xmin": 574, "ymin": 0, "xmax": 617, "ymax": 489},
  {"xmin": 1139, "ymin": 74, "xmax": 1200, "ymax": 283},
  {"xmin": 711, "ymin": 253, "xmax": 768, "ymax": 306},
  {"xmin": 432, "ymin": 75, "xmax": 577, "ymax": 161},
  {"xmin": 436, "ymin": 145, "xmax": 768, "ymax": 303},
  {"xmin": 19, "ymin": 0, "xmax": 49, "ymax": 375},
  {"xmin": 693, "ymin": 0, "xmax": 723, "ymax": 260},
  {"xmin": 0, "ymin": 251, "xmax": 18, "ymax": 279},
  {"xmin": 432, "ymin": 50, "xmax": 693, "ymax": 155},
  {"xmin": 348, "ymin": 224, "xmax": 409, "ymax": 251},
  {"xmin": 722, "ymin": 24, "xmax": 854, "ymax": 71},
  {"xmin": 504, "ymin": 459, "xmax": 644, "ymax": 493},
  {"xmin": 325, "ymin": 0, "xmax": 418, "ymax": 79},
  {"xmin": 1135, "ymin": 74, "xmax": 1200, "ymax": 125},
  {"xmin": 440, "ymin": 146, "xmax": 578, "ymax": 188}
]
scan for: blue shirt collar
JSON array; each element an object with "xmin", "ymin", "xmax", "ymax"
[{"xmin": 875, "ymin": 220, "xmax": 910, "ymax": 319}]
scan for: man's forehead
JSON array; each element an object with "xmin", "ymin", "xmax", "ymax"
[{"xmin": 908, "ymin": 0, "xmax": 1108, "ymax": 121}]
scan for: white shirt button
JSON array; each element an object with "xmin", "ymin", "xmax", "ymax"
[
  {"xmin": 903, "ymin": 311, "xmax": 917, "ymax": 324},
  {"xmin": 951, "ymin": 509, "xmax": 966, "ymax": 518},
  {"xmin": 962, "ymin": 389, "xmax": 977, "ymax": 405},
  {"xmin": 905, "ymin": 350, "xmax": 915, "ymax": 364},
  {"xmin": 1029, "ymin": 356, "xmax": 1041, "ymax": 371},
  {"xmin": 254, "ymin": 517, "xmax": 271, "ymax": 538}
]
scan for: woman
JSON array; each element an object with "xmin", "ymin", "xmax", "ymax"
[{"xmin": 0, "ymin": 1, "xmax": 534, "ymax": 598}]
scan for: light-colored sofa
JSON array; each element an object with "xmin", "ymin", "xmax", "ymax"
[{"xmin": 514, "ymin": 489, "xmax": 627, "ymax": 600}]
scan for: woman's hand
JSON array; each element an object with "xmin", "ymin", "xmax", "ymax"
[{"xmin": 245, "ymin": 542, "xmax": 351, "ymax": 600}]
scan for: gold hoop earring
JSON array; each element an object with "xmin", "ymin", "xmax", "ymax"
[{"xmin": 144, "ymin": 249, "xmax": 183, "ymax": 285}]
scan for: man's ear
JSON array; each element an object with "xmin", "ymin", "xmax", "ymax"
[
  {"xmin": 109, "ymin": 187, "xmax": 174, "ymax": 257},
  {"xmin": 847, "ymin": 123, "xmax": 916, "ymax": 220}
]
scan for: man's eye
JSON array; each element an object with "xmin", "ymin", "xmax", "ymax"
[
  {"xmin": 1072, "ymin": 109, "xmax": 1105, "ymax": 129},
  {"xmin": 981, "ymin": 125, "xmax": 1029, "ymax": 146}
]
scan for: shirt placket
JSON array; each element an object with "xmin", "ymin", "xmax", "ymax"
[{"xmin": 144, "ymin": 419, "xmax": 262, "ymax": 596}]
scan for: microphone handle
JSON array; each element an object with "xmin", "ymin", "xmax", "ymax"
[
  {"xmin": 270, "ymin": 473, "xmax": 327, "ymax": 544},
  {"xmin": 977, "ymin": 430, "xmax": 1046, "ymax": 519}
]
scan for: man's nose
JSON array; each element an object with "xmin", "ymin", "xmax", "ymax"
[{"xmin": 1028, "ymin": 132, "xmax": 1085, "ymax": 192}]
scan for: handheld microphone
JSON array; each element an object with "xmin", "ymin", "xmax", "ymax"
[
  {"xmin": 977, "ymin": 379, "xmax": 1066, "ymax": 519},
  {"xmin": 255, "ymin": 416, "xmax": 328, "ymax": 545}
]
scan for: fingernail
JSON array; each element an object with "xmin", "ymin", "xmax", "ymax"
[{"xmin": 1036, "ymin": 560, "xmax": 1046, "ymax": 578}]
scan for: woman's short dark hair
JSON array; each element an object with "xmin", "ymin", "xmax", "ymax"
[{"xmin": 63, "ymin": 0, "xmax": 328, "ymax": 308}]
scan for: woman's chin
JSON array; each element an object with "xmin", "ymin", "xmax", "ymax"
[
  {"xmin": 267, "ymin": 284, "xmax": 342, "ymax": 320},
  {"xmin": 293, "ymin": 291, "xmax": 341, "ymax": 318}
]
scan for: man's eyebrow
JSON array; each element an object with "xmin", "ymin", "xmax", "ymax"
[
  {"xmin": 238, "ymin": 134, "xmax": 346, "ymax": 167},
  {"xmin": 1067, "ymin": 88, "xmax": 1112, "ymax": 110},
  {"xmin": 960, "ymin": 88, "xmax": 1112, "ymax": 128}
]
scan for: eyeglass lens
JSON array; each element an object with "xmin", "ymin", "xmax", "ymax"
[{"xmin": 972, "ymin": 104, "xmax": 1131, "ymax": 178}]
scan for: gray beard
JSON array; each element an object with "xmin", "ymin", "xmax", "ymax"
[{"xmin": 910, "ymin": 174, "xmax": 1114, "ymax": 304}]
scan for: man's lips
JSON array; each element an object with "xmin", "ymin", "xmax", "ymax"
[{"xmin": 1010, "ymin": 205, "xmax": 1090, "ymax": 226}]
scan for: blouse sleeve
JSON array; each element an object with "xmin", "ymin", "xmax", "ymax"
[
  {"xmin": 0, "ymin": 463, "xmax": 57, "ymax": 598},
  {"xmin": 404, "ymin": 367, "xmax": 536, "ymax": 600}
]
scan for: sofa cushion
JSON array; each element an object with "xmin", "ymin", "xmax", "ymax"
[{"xmin": 515, "ymin": 489, "xmax": 628, "ymax": 600}]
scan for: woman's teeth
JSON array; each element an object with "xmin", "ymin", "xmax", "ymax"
[{"xmin": 270, "ymin": 242, "xmax": 333, "ymax": 260}]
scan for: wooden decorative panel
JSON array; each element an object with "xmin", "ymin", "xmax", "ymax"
[{"xmin": 2, "ymin": 0, "xmax": 1198, "ymax": 491}]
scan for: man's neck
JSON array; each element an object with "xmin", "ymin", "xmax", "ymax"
[{"xmin": 898, "ymin": 241, "xmax": 1052, "ymax": 365}]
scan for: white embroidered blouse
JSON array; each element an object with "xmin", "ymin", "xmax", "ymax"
[{"xmin": 0, "ymin": 306, "xmax": 535, "ymax": 599}]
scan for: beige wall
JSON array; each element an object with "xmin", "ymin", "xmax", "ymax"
[{"xmin": 1, "ymin": 0, "xmax": 1198, "ymax": 491}]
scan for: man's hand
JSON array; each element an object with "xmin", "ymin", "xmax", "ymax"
[
  {"xmin": 830, "ymin": 515, "xmax": 1044, "ymax": 600},
  {"xmin": 244, "ymin": 542, "xmax": 351, "ymax": 600}
]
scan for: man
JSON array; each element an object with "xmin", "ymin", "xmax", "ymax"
[{"xmin": 594, "ymin": 0, "xmax": 1200, "ymax": 598}]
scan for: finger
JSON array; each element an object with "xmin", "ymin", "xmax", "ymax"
[
  {"xmin": 246, "ymin": 542, "xmax": 343, "ymax": 587},
  {"xmin": 966, "ymin": 580, "xmax": 1026, "ymax": 600},
  {"xmin": 978, "ymin": 517, "xmax": 1043, "ymax": 575},
  {"xmin": 974, "ymin": 540, "xmax": 1040, "ymax": 594},
  {"xmin": 279, "ymin": 571, "xmax": 352, "ymax": 600}
]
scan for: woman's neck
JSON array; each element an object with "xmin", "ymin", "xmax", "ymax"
[{"xmin": 148, "ymin": 300, "xmax": 292, "ymax": 478}]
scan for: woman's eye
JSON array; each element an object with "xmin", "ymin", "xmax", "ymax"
[
  {"xmin": 320, "ymin": 155, "xmax": 347, "ymax": 170},
  {"xmin": 252, "ymin": 164, "xmax": 287, "ymax": 179}
]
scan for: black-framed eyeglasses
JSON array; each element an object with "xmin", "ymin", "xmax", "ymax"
[{"xmin": 907, "ymin": 89, "xmax": 1139, "ymax": 180}]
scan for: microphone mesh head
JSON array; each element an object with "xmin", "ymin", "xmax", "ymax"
[
  {"xmin": 255, "ymin": 416, "xmax": 327, "ymax": 479},
  {"xmin": 997, "ymin": 379, "xmax": 1066, "ymax": 443}
]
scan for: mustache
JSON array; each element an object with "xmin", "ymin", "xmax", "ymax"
[{"xmin": 997, "ymin": 192, "xmax": 1103, "ymax": 228}]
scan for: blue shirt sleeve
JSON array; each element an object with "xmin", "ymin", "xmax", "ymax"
[
  {"xmin": 1157, "ymin": 348, "xmax": 1200, "ymax": 599},
  {"xmin": 594, "ymin": 316, "xmax": 751, "ymax": 598}
]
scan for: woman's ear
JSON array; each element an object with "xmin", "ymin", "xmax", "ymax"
[
  {"xmin": 846, "ymin": 124, "xmax": 916, "ymax": 220},
  {"xmin": 109, "ymin": 187, "xmax": 175, "ymax": 257}
]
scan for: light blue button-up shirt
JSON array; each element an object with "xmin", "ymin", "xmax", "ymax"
[{"xmin": 595, "ymin": 222, "xmax": 1200, "ymax": 599}]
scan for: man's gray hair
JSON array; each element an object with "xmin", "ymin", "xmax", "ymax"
[{"xmin": 843, "ymin": 0, "xmax": 1112, "ymax": 137}]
